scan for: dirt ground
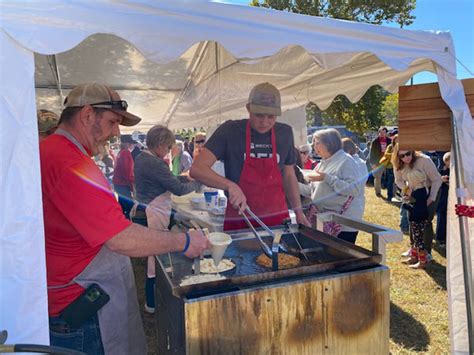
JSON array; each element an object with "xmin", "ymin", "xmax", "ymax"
[{"xmin": 132, "ymin": 258, "xmax": 157, "ymax": 355}]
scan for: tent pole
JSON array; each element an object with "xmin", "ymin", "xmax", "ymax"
[
  {"xmin": 450, "ymin": 111, "xmax": 474, "ymax": 353},
  {"xmin": 47, "ymin": 55, "xmax": 64, "ymax": 104}
]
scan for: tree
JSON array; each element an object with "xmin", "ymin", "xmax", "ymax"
[
  {"xmin": 250, "ymin": 1, "xmax": 415, "ymax": 27},
  {"xmin": 381, "ymin": 93, "xmax": 399, "ymax": 126},
  {"xmin": 306, "ymin": 102, "xmax": 323, "ymax": 127},
  {"xmin": 251, "ymin": 0, "xmax": 416, "ymax": 132}
]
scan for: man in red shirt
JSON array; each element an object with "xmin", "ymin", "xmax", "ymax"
[
  {"xmin": 113, "ymin": 134, "xmax": 136, "ymax": 219},
  {"xmin": 40, "ymin": 83, "xmax": 209, "ymax": 354},
  {"xmin": 369, "ymin": 127, "xmax": 392, "ymax": 198}
]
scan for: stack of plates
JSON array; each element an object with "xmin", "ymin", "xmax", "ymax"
[
  {"xmin": 190, "ymin": 197, "xmax": 207, "ymax": 210},
  {"xmin": 207, "ymin": 207, "xmax": 226, "ymax": 217}
]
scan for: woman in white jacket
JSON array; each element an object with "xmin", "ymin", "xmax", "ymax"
[
  {"xmin": 299, "ymin": 129, "xmax": 363, "ymax": 243},
  {"xmin": 342, "ymin": 137, "xmax": 369, "ymax": 222}
]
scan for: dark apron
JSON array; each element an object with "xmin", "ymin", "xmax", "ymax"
[{"xmin": 50, "ymin": 129, "xmax": 146, "ymax": 354}]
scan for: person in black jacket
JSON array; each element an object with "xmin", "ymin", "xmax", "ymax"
[
  {"xmin": 435, "ymin": 152, "xmax": 450, "ymax": 247},
  {"xmin": 401, "ymin": 169, "xmax": 430, "ymax": 269}
]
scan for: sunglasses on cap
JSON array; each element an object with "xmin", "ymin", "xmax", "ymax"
[
  {"xmin": 398, "ymin": 151, "xmax": 412, "ymax": 159},
  {"xmin": 195, "ymin": 139, "xmax": 206, "ymax": 144},
  {"xmin": 90, "ymin": 100, "xmax": 129, "ymax": 111}
]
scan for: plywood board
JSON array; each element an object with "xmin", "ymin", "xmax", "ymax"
[
  {"xmin": 399, "ymin": 78, "xmax": 474, "ymax": 151},
  {"xmin": 184, "ymin": 267, "xmax": 389, "ymax": 354}
]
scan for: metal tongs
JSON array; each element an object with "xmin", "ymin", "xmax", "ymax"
[{"xmin": 241, "ymin": 207, "xmax": 288, "ymax": 270}]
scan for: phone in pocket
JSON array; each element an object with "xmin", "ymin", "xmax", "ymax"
[{"xmin": 60, "ymin": 283, "xmax": 110, "ymax": 328}]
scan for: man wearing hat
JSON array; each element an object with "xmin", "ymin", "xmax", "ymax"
[
  {"xmin": 37, "ymin": 109, "xmax": 59, "ymax": 141},
  {"xmin": 113, "ymin": 134, "xmax": 136, "ymax": 219},
  {"xmin": 40, "ymin": 83, "xmax": 209, "ymax": 354},
  {"xmin": 191, "ymin": 82, "xmax": 309, "ymax": 230}
]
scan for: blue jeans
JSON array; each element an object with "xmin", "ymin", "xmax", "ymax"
[
  {"xmin": 49, "ymin": 314, "xmax": 104, "ymax": 355},
  {"xmin": 400, "ymin": 205, "xmax": 409, "ymax": 232},
  {"xmin": 385, "ymin": 168, "xmax": 395, "ymax": 200}
]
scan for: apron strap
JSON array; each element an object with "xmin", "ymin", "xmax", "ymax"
[{"xmin": 54, "ymin": 128, "xmax": 89, "ymax": 156}]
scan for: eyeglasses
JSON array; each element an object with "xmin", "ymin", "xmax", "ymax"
[
  {"xmin": 398, "ymin": 151, "xmax": 412, "ymax": 159},
  {"xmin": 90, "ymin": 100, "xmax": 128, "ymax": 111},
  {"xmin": 299, "ymin": 151, "xmax": 309, "ymax": 155},
  {"xmin": 195, "ymin": 139, "xmax": 206, "ymax": 144}
]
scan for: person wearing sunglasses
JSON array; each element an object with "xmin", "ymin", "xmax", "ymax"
[
  {"xmin": 39, "ymin": 84, "xmax": 210, "ymax": 354},
  {"xmin": 193, "ymin": 132, "xmax": 207, "ymax": 159},
  {"xmin": 298, "ymin": 144, "xmax": 317, "ymax": 170},
  {"xmin": 392, "ymin": 144, "xmax": 442, "ymax": 265},
  {"xmin": 190, "ymin": 82, "xmax": 310, "ymax": 230}
]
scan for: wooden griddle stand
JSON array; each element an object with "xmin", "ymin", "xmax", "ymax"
[{"xmin": 155, "ymin": 265, "xmax": 389, "ymax": 354}]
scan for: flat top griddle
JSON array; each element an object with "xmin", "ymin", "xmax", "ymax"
[{"xmin": 156, "ymin": 225, "xmax": 381, "ymax": 297}]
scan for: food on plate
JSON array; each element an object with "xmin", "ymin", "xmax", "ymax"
[
  {"xmin": 179, "ymin": 274, "xmax": 226, "ymax": 286},
  {"xmin": 193, "ymin": 258, "xmax": 236, "ymax": 273},
  {"xmin": 256, "ymin": 253, "xmax": 300, "ymax": 269}
]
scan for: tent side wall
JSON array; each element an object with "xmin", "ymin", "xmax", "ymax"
[
  {"xmin": 1, "ymin": 3, "xmax": 473, "ymax": 351},
  {"xmin": 0, "ymin": 30, "xmax": 49, "ymax": 344}
]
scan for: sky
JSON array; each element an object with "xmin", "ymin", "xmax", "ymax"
[{"xmin": 221, "ymin": 0, "xmax": 474, "ymax": 84}]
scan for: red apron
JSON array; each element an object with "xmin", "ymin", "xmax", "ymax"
[{"xmin": 223, "ymin": 121, "xmax": 290, "ymax": 231}]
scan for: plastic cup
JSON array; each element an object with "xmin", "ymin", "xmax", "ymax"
[
  {"xmin": 204, "ymin": 191, "xmax": 218, "ymax": 209},
  {"xmin": 208, "ymin": 232, "xmax": 232, "ymax": 267}
]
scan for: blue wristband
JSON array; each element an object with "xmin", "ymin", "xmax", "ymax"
[{"xmin": 182, "ymin": 232, "xmax": 191, "ymax": 253}]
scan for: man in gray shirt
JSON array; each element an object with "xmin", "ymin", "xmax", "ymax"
[{"xmin": 191, "ymin": 82, "xmax": 309, "ymax": 230}]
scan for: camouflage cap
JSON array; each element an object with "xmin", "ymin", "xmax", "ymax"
[{"xmin": 37, "ymin": 109, "xmax": 59, "ymax": 133}]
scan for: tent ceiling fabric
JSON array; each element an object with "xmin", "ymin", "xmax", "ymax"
[
  {"xmin": 3, "ymin": 1, "xmax": 456, "ymax": 132},
  {"xmin": 34, "ymin": 34, "xmax": 436, "ymax": 132}
]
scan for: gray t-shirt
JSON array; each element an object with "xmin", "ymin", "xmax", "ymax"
[
  {"xmin": 134, "ymin": 151, "xmax": 200, "ymax": 204},
  {"xmin": 205, "ymin": 119, "xmax": 296, "ymax": 183}
]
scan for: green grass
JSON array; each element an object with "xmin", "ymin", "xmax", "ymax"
[{"xmin": 359, "ymin": 187, "xmax": 449, "ymax": 354}]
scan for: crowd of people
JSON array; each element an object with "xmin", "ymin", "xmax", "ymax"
[{"xmin": 36, "ymin": 81, "xmax": 450, "ymax": 354}]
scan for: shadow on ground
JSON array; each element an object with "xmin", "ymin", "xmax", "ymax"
[
  {"xmin": 424, "ymin": 259, "xmax": 447, "ymax": 290},
  {"xmin": 390, "ymin": 302, "xmax": 430, "ymax": 352},
  {"xmin": 433, "ymin": 243, "xmax": 447, "ymax": 258}
]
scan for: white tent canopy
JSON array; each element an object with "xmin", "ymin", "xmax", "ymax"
[{"xmin": 1, "ymin": 1, "xmax": 473, "ymax": 353}]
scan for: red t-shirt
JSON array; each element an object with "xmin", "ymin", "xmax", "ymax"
[
  {"xmin": 303, "ymin": 159, "xmax": 317, "ymax": 170},
  {"xmin": 112, "ymin": 149, "xmax": 134, "ymax": 186},
  {"xmin": 380, "ymin": 137, "xmax": 387, "ymax": 153},
  {"xmin": 40, "ymin": 135, "xmax": 132, "ymax": 316}
]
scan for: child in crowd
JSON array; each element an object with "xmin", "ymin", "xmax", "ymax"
[{"xmin": 401, "ymin": 169, "xmax": 430, "ymax": 269}]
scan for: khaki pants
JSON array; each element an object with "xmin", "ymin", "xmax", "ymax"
[{"xmin": 373, "ymin": 165, "xmax": 386, "ymax": 195}]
